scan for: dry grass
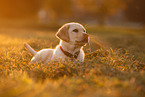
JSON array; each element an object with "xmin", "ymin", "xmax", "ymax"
[{"xmin": 0, "ymin": 26, "xmax": 145, "ymax": 97}]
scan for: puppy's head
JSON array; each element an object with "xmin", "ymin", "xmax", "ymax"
[{"xmin": 56, "ymin": 22, "xmax": 89, "ymax": 46}]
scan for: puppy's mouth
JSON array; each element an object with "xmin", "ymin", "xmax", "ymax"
[{"xmin": 75, "ymin": 38, "xmax": 89, "ymax": 46}]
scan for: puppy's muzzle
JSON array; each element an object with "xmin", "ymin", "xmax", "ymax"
[
  {"xmin": 75, "ymin": 33, "xmax": 89, "ymax": 45},
  {"xmin": 83, "ymin": 33, "xmax": 89, "ymax": 43}
]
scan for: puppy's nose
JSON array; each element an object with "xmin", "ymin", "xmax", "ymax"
[
  {"xmin": 83, "ymin": 33, "xmax": 89, "ymax": 42},
  {"xmin": 83, "ymin": 33, "xmax": 89, "ymax": 39}
]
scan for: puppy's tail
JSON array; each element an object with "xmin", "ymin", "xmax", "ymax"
[{"xmin": 24, "ymin": 43, "xmax": 37, "ymax": 55}]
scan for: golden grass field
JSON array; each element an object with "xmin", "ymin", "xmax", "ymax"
[{"xmin": 0, "ymin": 26, "xmax": 145, "ymax": 97}]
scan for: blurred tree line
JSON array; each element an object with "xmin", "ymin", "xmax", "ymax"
[
  {"xmin": 125, "ymin": 0, "xmax": 145, "ymax": 24},
  {"xmin": 0, "ymin": 0, "xmax": 144, "ymax": 25}
]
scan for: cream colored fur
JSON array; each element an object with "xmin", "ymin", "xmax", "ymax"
[{"xmin": 24, "ymin": 22, "xmax": 88, "ymax": 64}]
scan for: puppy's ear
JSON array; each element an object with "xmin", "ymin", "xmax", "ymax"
[{"xmin": 56, "ymin": 24, "xmax": 70, "ymax": 42}]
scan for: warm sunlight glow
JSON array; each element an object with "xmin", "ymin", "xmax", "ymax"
[{"xmin": 0, "ymin": 0, "xmax": 145, "ymax": 97}]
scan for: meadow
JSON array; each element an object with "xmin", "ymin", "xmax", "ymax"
[{"xmin": 0, "ymin": 25, "xmax": 145, "ymax": 97}]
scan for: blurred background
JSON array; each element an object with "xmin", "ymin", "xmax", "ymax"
[{"xmin": 0, "ymin": 0, "xmax": 145, "ymax": 29}]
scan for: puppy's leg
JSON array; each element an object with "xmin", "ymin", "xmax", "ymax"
[
  {"xmin": 31, "ymin": 54, "xmax": 40, "ymax": 64},
  {"xmin": 30, "ymin": 49, "xmax": 54, "ymax": 64}
]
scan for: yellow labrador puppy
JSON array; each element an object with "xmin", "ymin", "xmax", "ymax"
[{"xmin": 24, "ymin": 22, "xmax": 88, "ymax": 64}]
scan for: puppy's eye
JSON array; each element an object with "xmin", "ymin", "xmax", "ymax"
[
  {"xmin": 83, "ymin": 29, "xmax": 86, "ymax": 32},
  {"xmin": 73, "ymin": 29, "xmax": 78, "ymax": 33}
]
